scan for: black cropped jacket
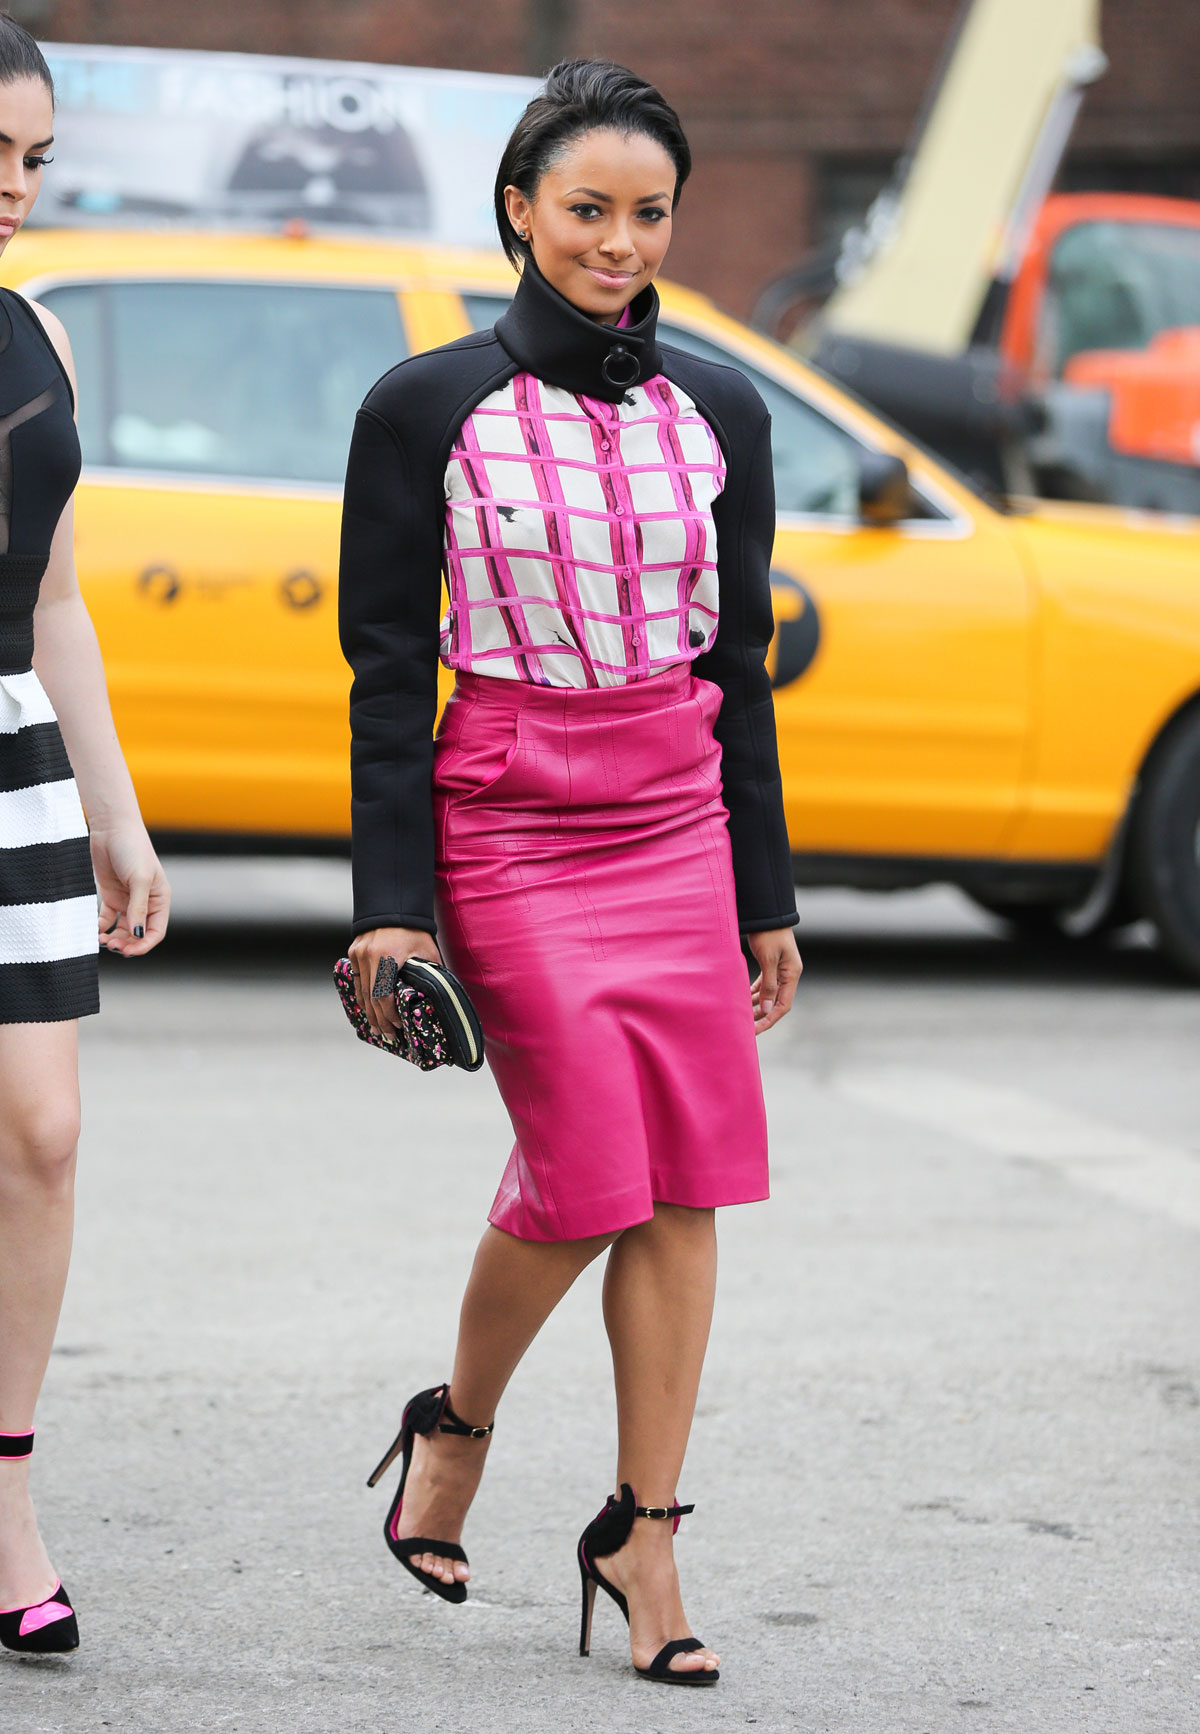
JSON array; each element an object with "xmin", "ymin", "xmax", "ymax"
[{"xmin": 338, "ymin": 259, "xmax": 798, "ymax": 938}]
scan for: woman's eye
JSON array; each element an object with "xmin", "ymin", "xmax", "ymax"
[
  {"xmin": 569, "ymin": 203, "xmax": 602, "ymax": 220},
  {"xmin": 638, "ymin": 207, "xmax": 667, "ymax": 223},
  {"xmin": 23, "ymin": 155, "xmax": 51, "ymax": 171}
]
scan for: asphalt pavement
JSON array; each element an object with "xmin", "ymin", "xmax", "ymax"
[{"xmin": 5, "ymin": 864, "xmax": 1198, "ymax": 1734}]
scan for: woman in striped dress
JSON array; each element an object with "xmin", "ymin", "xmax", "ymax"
[{"xmin": 0, "ymin": 23, "xmax": 169, "ymax": 1653}]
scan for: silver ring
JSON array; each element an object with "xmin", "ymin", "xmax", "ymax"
[{"xmin": 372, "ymin": 956, "xmax": 400, "ymax": 999}]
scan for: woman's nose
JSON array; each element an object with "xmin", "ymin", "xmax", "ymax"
[
  {"xmin": 0, "ymin": 159, "xmax": 27, "ymax": 204},
  {"xmin": 598, "ymin": 224, "xmax": 635, "ymax": 260}
]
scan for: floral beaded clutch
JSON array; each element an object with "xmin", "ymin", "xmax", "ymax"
[{"xmin": 333, "ymin": 957, "xmax": 484, "ymax": 1073}]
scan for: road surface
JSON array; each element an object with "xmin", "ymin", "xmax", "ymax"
[{"xmin": 6, "ymin": 866, "xmax": 1197, "ymax": 1732}]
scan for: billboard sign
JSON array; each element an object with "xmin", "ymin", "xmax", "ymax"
[{"xmin": 34, "ymin": 43, "xmax": 539, "ymax": 244}]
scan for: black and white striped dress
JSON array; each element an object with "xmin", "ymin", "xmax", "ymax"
[{"xmin": 0, "ymin": 287, "xmax": 97, "ymax": 1024}]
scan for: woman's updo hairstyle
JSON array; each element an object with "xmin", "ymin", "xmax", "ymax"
[
  {"xmin": 0, "ymin": 13, "xmax": 54, "ymax": 99},
  {"xmin": 495, "ymin": 59, "xmax": 690, "ymax": 269}
]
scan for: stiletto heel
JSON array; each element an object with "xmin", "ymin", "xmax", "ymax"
[
  {"xmin": 367, "ymin": 1384, "xmax": 493, "ymax": 1605},
  {"xmin": 575, "ymin": 1483, "xmax": 717, "ymax": 1686},
  {"xmin": 578, "ymin": 1556, "xmax": 598, "ymax": 1656},
  {"xmin": 0, "ymin": 1431, "xmax": 79, "ymax": 1655}
]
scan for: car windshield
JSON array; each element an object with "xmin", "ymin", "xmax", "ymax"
[{"xmin": 1048, "ymin": 220, "xmax": 1200, "ymax": 370}]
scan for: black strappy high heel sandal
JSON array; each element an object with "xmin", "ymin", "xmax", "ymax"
[
  {"xmin": 367, "ymin": 1384, "xmax": 493, "ymax": 1605},
  {"xmin": 0, "ymin": 1430, "xmax": 79, "ymax": 1654},
  {"xmin": 576, "ymin": 1483, "xmax": 719, "ymax": 1686}
]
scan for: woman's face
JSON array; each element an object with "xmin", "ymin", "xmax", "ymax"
[
  {"xmin": 505, "ymin": 128, "xmax": 676, "ymax": 324},
  {"xmin": 0, "ymin": 77, "xmax": 54, "ymax": 256}
]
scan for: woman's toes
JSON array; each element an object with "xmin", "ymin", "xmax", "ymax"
[{"xmin": 670, "ymin": 1648, "xmax": 719, "ymax": 1674}]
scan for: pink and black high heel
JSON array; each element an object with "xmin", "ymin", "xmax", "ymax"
[
  {"xmin": 366, "ymin": 1385, "xmax": 493, "ymax": 1605},
  {"xmin": 577, "ymin": 1483, "xmax": 718, "ymax": 1686},
  {"xmin": 0, "ymin": 1430, "xmax": 79, "ymax": 1655}
]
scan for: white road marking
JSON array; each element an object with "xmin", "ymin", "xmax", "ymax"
[{"xmin": 832, "ymin": 1066, "xmax": 1200, "ymax": 1232}]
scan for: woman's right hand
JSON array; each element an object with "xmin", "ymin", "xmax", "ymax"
[{"xmin": 349, "ymin": 927, "xmax": 442, "ymax": 1039}]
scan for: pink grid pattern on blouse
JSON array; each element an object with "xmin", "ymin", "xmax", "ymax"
[{"xmin": 440, "ymin": 371, "xmax": 726, "ymax": 688}]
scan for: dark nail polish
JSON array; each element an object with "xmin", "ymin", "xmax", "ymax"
[
  {"xmin": 105, "ymin": 919, "xmax": 119, "ymax": 935},
  {"xmin": 134, "ymin": 925, "xmax": 145, "ymax": 939}
]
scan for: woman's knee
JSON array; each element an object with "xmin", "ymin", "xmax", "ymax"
[
  {"xmin": 619, "ymin": 1203, "xmax": 716, "ymax": 1250},
  {"xmin": 651, "ymin": 1202, "xmax": 715, "ymax": 1234},
  {"xmin": 0, "ymin": 1101, "xmax": 80, "ymax": 1191}
]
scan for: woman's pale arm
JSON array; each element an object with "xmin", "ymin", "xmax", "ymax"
[{"xmin": 28, "ymin": 302, "xmax": 169, "ymax": 958}]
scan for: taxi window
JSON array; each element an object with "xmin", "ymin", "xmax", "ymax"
[
  {"xmin": 461, "ymin": 292, "xmax": 861, "ymax": 517},
  {"xmin": 37, "ymin": 280, "xmax": 407, "ymax": 486},
  {"xmin": 655, "ymin": 322, "xmax": 861, "ymax": 517}
]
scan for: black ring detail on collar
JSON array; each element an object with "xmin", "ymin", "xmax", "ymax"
[{"xmin": 601, "ymin": 344, "xmax": 641, "ymax": 389}]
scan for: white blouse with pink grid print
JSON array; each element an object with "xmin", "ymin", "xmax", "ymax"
[{"xmin": 439, "ymin": 368, "xmax": 726, "ymax": 689}]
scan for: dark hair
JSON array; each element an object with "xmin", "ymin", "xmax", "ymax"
[
  {"xmin": 0, "ymin": 12, "xmax": 54, "ymax": 101},
  {"xmin": 494, "ymin": 59, "xmax": 690, "ymax": 269}
]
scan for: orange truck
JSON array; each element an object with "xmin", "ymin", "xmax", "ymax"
[
  {"xmin": 1000, "ymin": 192, "xmax": 1200, "ymax": 513},
  {"xmin": 775, "ymin": 0, "xmax": 1200, "ymax": 516},
  {"xmin": 798, "ymin": 189, "xmax": 1200, "ymax": 517}
]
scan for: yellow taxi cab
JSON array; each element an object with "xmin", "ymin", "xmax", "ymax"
[{"xmin": 4, "ymin": 230, "xmax": 1200, "ymax": 977}]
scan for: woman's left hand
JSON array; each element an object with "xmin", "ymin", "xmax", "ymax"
[
  {"xmin": 747, "ymin": 927, "xmax": 802, "ymax": 1035},
  {"xmin": 91, "ymin": 823, "xmax": 171, "ymax": 958}
]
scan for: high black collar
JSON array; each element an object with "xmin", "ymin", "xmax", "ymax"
[{"xmin": 495, "ymin": 258, "xmax": 662, "ymax": 403}]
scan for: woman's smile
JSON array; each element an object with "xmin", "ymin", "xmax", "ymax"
[{"xmin": 581, "ymin": 263, "xmax": 638, "ymax": 290}]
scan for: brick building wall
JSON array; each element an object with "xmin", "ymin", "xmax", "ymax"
[{"xmin": 15, "ymin": 0, "xmax": 1200, "ymax": 318}]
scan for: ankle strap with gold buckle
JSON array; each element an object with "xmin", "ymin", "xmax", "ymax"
[
  {"xmin": 437, "ymin": 1395, "xmax": 494, "ymax": 1440},
  {"xmin": 634, "ymin": 1500, "xmax": 695, "ymax": 1520}
]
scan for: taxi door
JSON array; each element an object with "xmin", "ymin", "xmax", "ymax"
[{"xmin": 35, "ymin": 275, "xmax": 411, "ymax": 841}]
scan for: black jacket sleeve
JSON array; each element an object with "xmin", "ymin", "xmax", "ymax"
[
  {"xmin": 684, "ymin": 367, "xmax": 798, "ymax": 931},
  {"xmin": 338, "ymin": 403, "xmax": 445, "ymax": 937},
  {"xmin": 339, "ymin": 332, "xmax": 515, "ymax": 937}
]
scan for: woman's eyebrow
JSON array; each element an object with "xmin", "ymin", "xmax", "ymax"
[
  {"xmin": 0, "ymin": 131, "xmax": 54, "ymax": 149},
  {"xmin": 564, "ymin": 186, "xmax": 670, "ymax": 202}
]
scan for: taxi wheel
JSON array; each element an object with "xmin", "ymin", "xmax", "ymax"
[{"xmin": 1130, "ymin": 710, "xmax": 1200, "ymax": 982}]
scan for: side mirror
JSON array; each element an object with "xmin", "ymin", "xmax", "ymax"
[{"xmin": 857, "ymin": 450, "xmax": 912, "ymax": 527}]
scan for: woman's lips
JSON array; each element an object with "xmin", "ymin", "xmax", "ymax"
[{"xmin": 584, "ymin": 266, "xmax": 636, "ymax": 290}]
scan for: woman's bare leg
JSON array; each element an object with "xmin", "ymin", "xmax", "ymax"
[
  {"xmin": 598, "ymin": 1203, "xmax": 720, "ymax": 1675},
  {"xmin": 0, "ymin": 1022, "xmax": 81, "ymax": 1612},
  {"xmin": 393, "ymin": 1222, "xmax": 615, "ymax": 1586}
]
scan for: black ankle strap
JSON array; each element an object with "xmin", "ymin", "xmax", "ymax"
[
  {"xmin": 438, "ymin": 1396, "xmax": 493, "ymax": 1440},
  {"xmin": 634, "ymin": 1500, "xmax": 695, "ymax": 1520},
  {"xmin": 0, "ymin": 1430, "xmax": 34, "ymax": 1460}
]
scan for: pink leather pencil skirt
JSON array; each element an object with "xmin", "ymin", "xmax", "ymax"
[{"xmin": 432, "ymin": 664, "xmax": 770, "ymax": 1243}]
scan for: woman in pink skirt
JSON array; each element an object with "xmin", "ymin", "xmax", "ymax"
[{"xmin": 339, "ymin": 60, "xmax": 801, "ymax": 1686}]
